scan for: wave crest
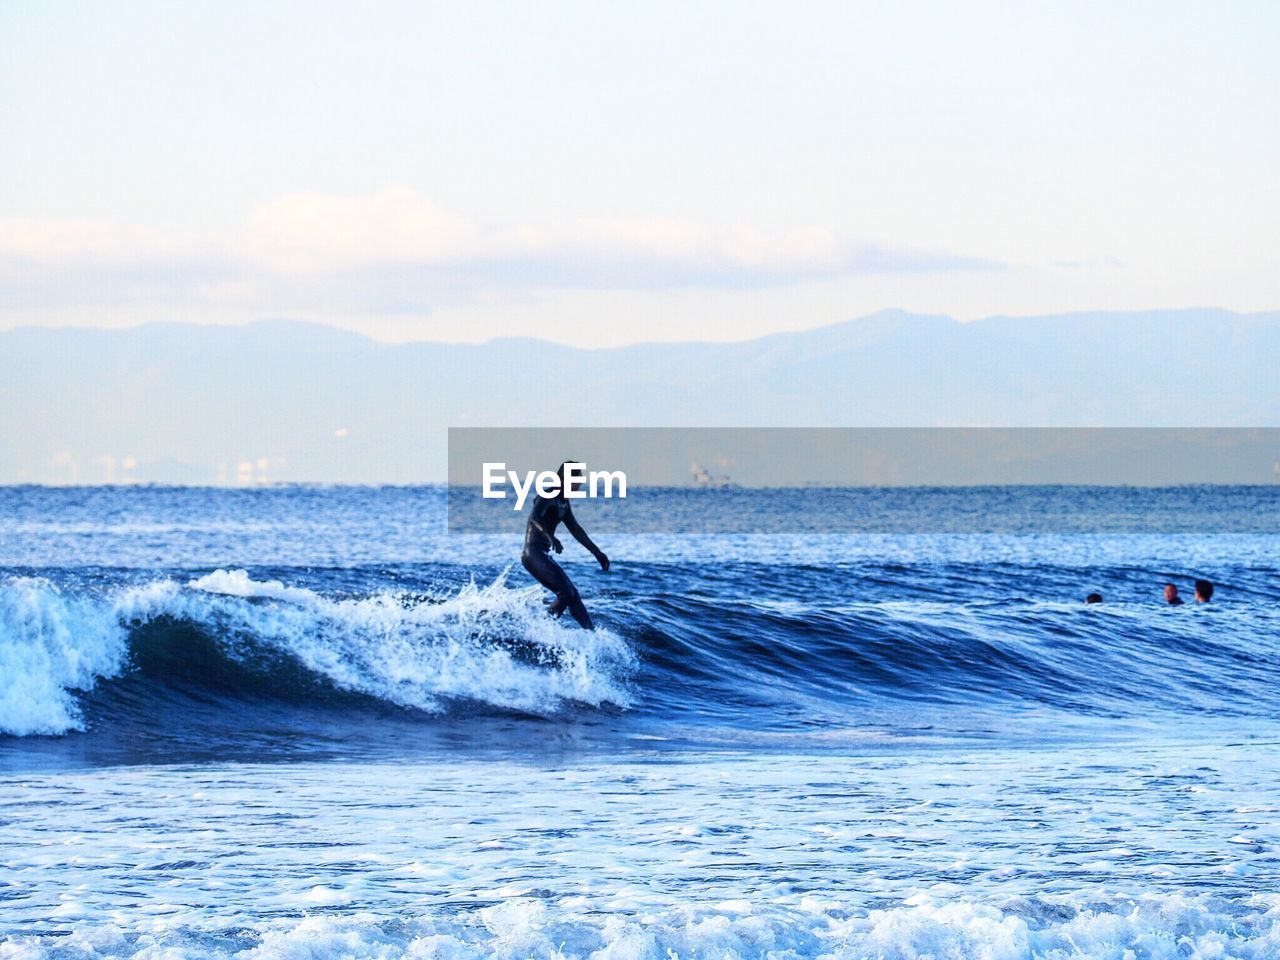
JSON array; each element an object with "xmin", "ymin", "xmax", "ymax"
[
  {"xmin": 0, "ymin": 578, "xmax": 129, "ymax": 736},
  {"xmin": 0, "ymin": 570, "xmax": 635, "ymax": 737}
]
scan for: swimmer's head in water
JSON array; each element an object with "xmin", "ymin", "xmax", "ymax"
[
  {"xmin": 1195, "ymin": 579, "xmax": 1214, "ymax": 602},
  {"xmin": 1164, "ymin": 583, "xmax": 1182, "ymax": 604},
  {"xmin": 1085, "ymin": 593, "xmax": 1103, "ymax": 604}
]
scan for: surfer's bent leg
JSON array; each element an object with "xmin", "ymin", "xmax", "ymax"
[{"xmin": 521, "ymin": 549, "xmax": 595, "ymax": 630}]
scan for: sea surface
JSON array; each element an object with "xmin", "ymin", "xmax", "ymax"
[{"xmin": 2, "ymin": 485, "xmax": 1279, "ymax": 959}]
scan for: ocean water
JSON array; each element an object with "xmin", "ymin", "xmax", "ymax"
[{"xmin": 2, "ymin": 485, "xmax": 1279, "ymax": 959}]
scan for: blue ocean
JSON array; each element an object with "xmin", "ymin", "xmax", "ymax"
[{"xmin": 3, "ymin": 485, "xmax": 1279, "ymax": 959}]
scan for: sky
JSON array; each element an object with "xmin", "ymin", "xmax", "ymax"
[{"xmin": 2, "ymin": 0, "xmax": 1277, "ymax": 348}]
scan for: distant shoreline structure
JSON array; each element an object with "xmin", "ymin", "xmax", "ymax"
[{"xmin": 690, "ymin": 462, "xmax": 735, "ymax": 489}]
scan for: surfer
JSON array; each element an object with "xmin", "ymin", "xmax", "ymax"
[
  {"xmin": 1164, "ymin": 583, "xmax": 1184, "ymax": 606},
  {"xmin": 522, "ymin": 462, "xmax": 610, "ymax": 629}
]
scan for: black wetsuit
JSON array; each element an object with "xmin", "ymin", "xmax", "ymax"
[{"xmin": 521, "ymin": 494, "xmax": 602, "ymax": 629}]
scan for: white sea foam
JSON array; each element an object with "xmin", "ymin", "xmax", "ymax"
[
  {"xmin": 2, "ymin": 891, "xmax": 1279, "ymax": 959},
  {"xmin": 5, "ymin": 744, "xmax": 1280, "ymax": 958},
  {"xmin": 0, "ymin": 578, "xmax": 129, "ymax": 735},
  {"xmin": 189, "ymin": 567, "xmax": 322, "ymax": 604},
  {"xmin": 0, "ymin": 570, "xmax": 634, "ymax": 736}
]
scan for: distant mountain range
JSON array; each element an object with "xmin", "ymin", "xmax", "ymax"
[{"xmin": 1, "ymin": 308, "xmax": 1277, "ymax": 483}]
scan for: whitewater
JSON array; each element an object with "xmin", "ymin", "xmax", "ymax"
[{"xmin": 2, "ymin": 485, "xmax": 1279, "ymax": 958}]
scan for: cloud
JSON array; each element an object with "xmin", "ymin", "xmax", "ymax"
[
  {"xmin": 0, "ymin": 185, "xmax": 999, "ymax": 315},
  {"xmin": 242, "ymin": 186, "xmax": 484, "ymax": 272},
  {"xmin": 0, "ymin": 220, "xmax": 212, "ymax": 275},
  {"xmin": 238, "ymin": 185, "xmax": 994, "ymax": 283}
]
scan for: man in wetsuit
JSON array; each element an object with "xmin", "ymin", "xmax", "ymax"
[{"xmin": 522, "ymin": 462, "xmax": 609, "ymax": 629}]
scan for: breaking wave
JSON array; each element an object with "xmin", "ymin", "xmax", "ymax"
[{"xmin": 0, "ymin": 570, "xmax": 634, "ymax": 737}]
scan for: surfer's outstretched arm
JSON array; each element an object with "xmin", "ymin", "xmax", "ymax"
[{"xmin": 563, "ymin": 506, "xmax": 609, "ymax": 572}]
